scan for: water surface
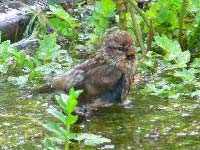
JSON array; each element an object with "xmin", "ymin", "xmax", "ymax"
[{"xmin": 0, "ymin": 81, "xmax": 200, "ymax": 149}]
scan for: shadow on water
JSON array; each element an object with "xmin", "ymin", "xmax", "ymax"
[{"xmin": 0, "ymin": 80, "xmax": 200, "ymax": 149}]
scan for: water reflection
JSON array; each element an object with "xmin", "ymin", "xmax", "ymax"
[{"xmin": 0, "ymin": 81, "xmax": 200, "ymax": 149}]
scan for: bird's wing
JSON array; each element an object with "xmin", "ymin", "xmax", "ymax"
[
  {"xmin": 79, "ymin": 64, "xmax": 123, "ymax": 98},
  {"xmin": 51, "ymin": 56, "xmax": 105, "ymax": 91}
]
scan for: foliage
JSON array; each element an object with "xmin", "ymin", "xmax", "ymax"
[
  {"xmin": 143, "ymin": 0, "xmax": 200, "ymax": 49},
  {"xmin": 89, "ymin": 0, "xmax": 116, "ymax": 43},
  {"xmin": 26, "ymin": 4, "xmax": 79, "ymax": 40},
  {"xmin": 138, "ymin": 35, "xmax": 200, "ymax": 99},
  {"xmin": 2, "ymin": 0, "xmax": 200, "ymax": 148},
  {"xmin": 146, "ymin": 0, "xmax": 182, "ymax": 34},
  {"xmin": 48, "ymin": 5, "xmax": 79, "ymax": 38},
  {"xmin": 0, "ymin": 41, "xmax": 34, "ymax": 75},
  {"xmin": 43, "ymin": 88, "xmax": 111, "ymax": 149},
  {"xmin": 0, "ymin": 32, "xmax": 73, "ymax": 86},
  {"xmin": 35, "ymin": 33, "xmax": 60, "ymax": 64}
]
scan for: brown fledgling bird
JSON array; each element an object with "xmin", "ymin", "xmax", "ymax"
[{"xmin": 40, "ymin": 29, "xmax": 136, "ymax": 107}]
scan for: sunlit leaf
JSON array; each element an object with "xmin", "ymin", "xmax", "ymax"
[
  {"xmin": 43, "ymin": 122, "xmax": 69, "ymax": 140},
  {"xmin": 47, "ymin": 106, "xmax": 67, "ymax": 124},
  {"xmin": 65, "ymin": 88, "xmax": 82, "ymax": 114},
  {"xmin": 176, "ymin": 51, "xmax": 190, "ymax": 68},
  {"xmin": 174, "ymin": 69, "xmax": 196, "ymax": 82},
  {"xmin": 55, "ymin": 94, "xmax": 68, "ymax": 112},
  {"xmin": 66, "ymin": 114, "xmax": 78, "ymax": 126}
]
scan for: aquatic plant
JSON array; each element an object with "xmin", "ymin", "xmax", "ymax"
[{"xmin": 43, "ymin": 88, "xmax": 111, "ymax": 149}]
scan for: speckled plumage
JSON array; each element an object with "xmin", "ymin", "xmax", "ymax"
[{"xmin": 40, "ymin": 29, "xmax": 136, "ymax": 107}]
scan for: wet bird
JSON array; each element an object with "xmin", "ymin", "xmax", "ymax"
[{"xmin": 39, "ymin": 28, "xmax": 136, "ymax": 108}]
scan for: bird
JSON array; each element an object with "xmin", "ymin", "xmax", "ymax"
[{"xmin": 39, "ymin": 28, "xmax": 136, "ymax": 108}]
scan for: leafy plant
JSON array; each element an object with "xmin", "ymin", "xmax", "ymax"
[
  {"xmin": 43, "ymin": 88, "xmax": 111, "ymax": 149},
  {"xmin": 35, "ymin": 33, "xmax": 60, "ymax": 64},
  {"xmin": 89, "ymin": 0, "xmax": 116, "ymax": 43},
  {"xmin": 138, "ymin": 35, "xmax": 200, "ymax": 99},
  {"xmin": 146, "ymin": 0, "xmax": 182, "ymax": 33},
  {"xmin": 26, "ymin": 4, "xmax": 79, "ymax": 40},
  {"xmin": 48, "ymin": 5, "xmax": 79, "ymax": 38},
  {"xmin": 0, "ymin": 41, "xmax": 34, "ymax": 75}
]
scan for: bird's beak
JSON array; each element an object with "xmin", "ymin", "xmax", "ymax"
[{"xmin": 126, "ymin": 47, "xmax": 135, "ymax": 60}]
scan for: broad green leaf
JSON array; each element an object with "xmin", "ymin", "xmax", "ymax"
[
  {"xmin": 49, "ymin": 5, "xmax": 78, "ymax": 27},
  {"xmin": 48, "ymin": 5, "xmax": 78, "ymax": 38},
  {"xmin": 176, "ymin": 51, "xmax": 191, "ymax": 68},
  {"xmin": 155, "ymin": 35, "xmax": 182, "ymax": 60},
  {"xmin": 55, "ymin": 94, "xmax": 67, "ymax": 112},
  {"xmin": 155, "ymin": 35, "xmax": 191, "ymax": 68},
  {"xmin": 36, "ymin": 33, "xmax": 60, "ymax": 63},
  {"xmin": 174, "ymin": 69, "xmax": 195, "ymax": 82},
  {"xmin": 43, "ymin": 122, "xmax": 69, "ymax": 140},
  {"xmin": 146, "ymin": 0, "xmax": 181, "ymax": 33},
  {"xmin": 47, "ymin": 107, "xmax": 67, "ymax": 124},
  {"xmin": 90, "ymin": 0, "xmax": 116, "ymax": 38},
  {"xmin": 66, "ymin": 88, "xmax": 82, "ymax": 114},
  {"xmin": 66, "ymin": 114, "xmax": 78, "ymax": 126}
]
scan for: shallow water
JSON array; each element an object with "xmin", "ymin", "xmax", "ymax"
[{"xmin": 0, "ymin": 81, "xmax": 200, "ymax": 149}]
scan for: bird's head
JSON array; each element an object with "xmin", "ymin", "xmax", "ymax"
[{"xmin": 102, "ymin": 29, "xmax": 136, "ymax": 72}]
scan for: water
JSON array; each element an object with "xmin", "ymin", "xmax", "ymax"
[{"xmin": 0, "ymin": 81, "xmax": 200, "ymax": 149}]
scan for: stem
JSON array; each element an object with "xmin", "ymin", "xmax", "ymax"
[
  {"xmin": 128, "ymin": 1, "xmax": 145, "ymax": 53},
  {"xmin": 64, "ymin": 125, "xmax": 70, "ymax": 150},
  {"xmin": 147, "ymin": 21, "xmax": 154, "ymax": 51},
  {"xmin": 178, "ymin": 0, "xmax": 189, "ymax": 51},
  {"xmin": 128, "ymin": 0, "xmax": 151, "ymax": 28},
  {"xmin": 128, "ymin": 0, "xmax": 155, "ymax": 53},
  {"xmin": 64, "ymin": 142, "xmax": 69, "ymax": 150}
]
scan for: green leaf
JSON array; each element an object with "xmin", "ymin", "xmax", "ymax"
[
  {"xmin": 43, "ymin": 122, "xmax": 69, "ymax": 140},
  {"xmin": 0, "ymin": 41, "xmax": 12, "ymax": 61},
  {"xmin": 55, "ymin": 94, "xmax": 68, "ymax": 112},
  {"xmin": 191, "ymin": 58, "xmax": 200, "ymax": 68},
  {"xmin": 146, "ymin": 0, "xmax": 181, "ymax": 33},
  {"xmin": 174, "ymin": 69, "xmax": 195, "ymax": 82},
  {"xmin": 176, "ymin": 51, "xmax": 190, "ymax": 68},
  {"xmin": 48, "ymin": 5, "xmax": 78, "ymax": 38},
  {"xmin": 155, "ymin": 35, "xmax": 181, "ymax": 60},
  {"xmin": 47, "ymin": 106, "xmax": 67, "ymax": 124},
  {"xmin": 66, "ymin": 88, "xmax": 82, "ymax": 114},
  {"xmin": 66, "ymin": 114, "xmax": 78, "ymax": 126},
  {"xmin": 89, "ymin": 0, "xmax": 116, "ymax": 38},
  {"xmin": 155, "ymin": 35, "xmax": 191, "ymax": 68},
  {"xmin": 36, "ymin": 33, "xmax": 60, "ymax": 63}
]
